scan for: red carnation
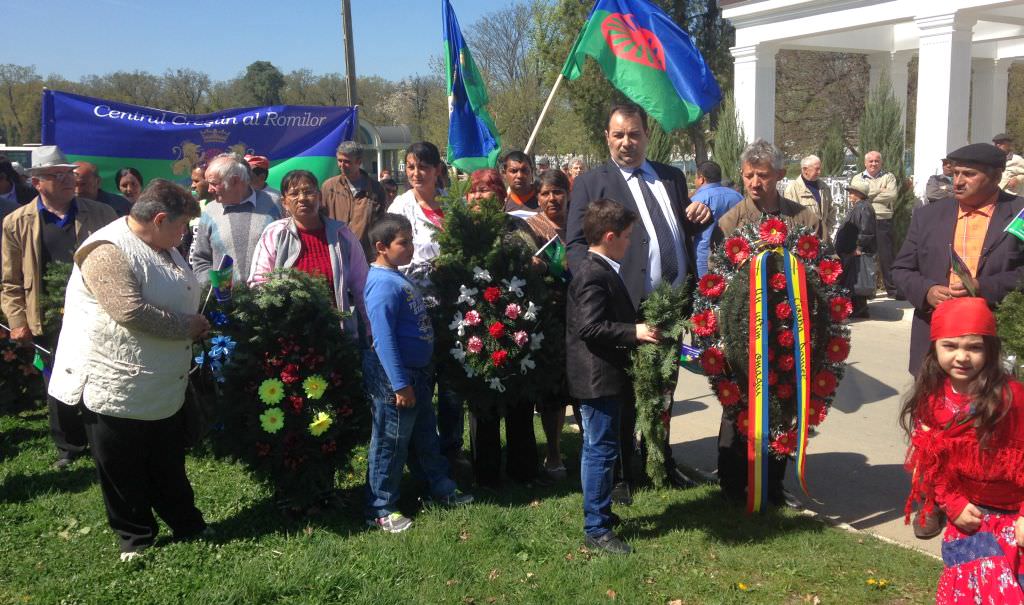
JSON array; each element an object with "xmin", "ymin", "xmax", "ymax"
[
  {"xmin": 698, "ymin": 273, "xmax": 727, "ymax": 298},
  {"xmin": 483, "ymin": 286, "xmax": 501, "ymax": 304},
  {"xmin": 826, "ymin": 337, "xmax": 851, "ymax": 363},
  {"xmin": 817, "ymin": 259, "xmax": 843, "ymax": 285},
  {"xmin": 810, "ymin": 399, "xmax": 829, "ymax": 426},
  {"xmin": 488, "ymin": 321, "xmax": 506, "ymax": 339},
  {"xmin": 287, "ymin": 395, "xmax": 304, "ymax": 414},
  {"xmin": 715, "ymin": 380, "xmax": 742, "ymax": 406},
  {"xmin": 829, "ymin": 297, "xmax": 853, "ymax": 322},
  {"xmin": 770, "ymin": 430, "xmax": 798, "ymax": 456},
  {"xmin": 724, "ymin": 237, "xmax": 751, "ymax": 266},
  {"xmin": 777, "ymin": 354, "xmax": 795, "ymax": 372},
  {"xmin": 777, "ymin": 329, "xmax": 795, "ymax": 348},
  {"xmin": 491, "ymin": 350, "xmax": 509, "ymax": 367},
  {"xmin": 768, "ymin": 370, "xmax": 779, "ymax": 386},
  {"xmin": 759, "ymin": 218, "xmax": 788, "ymax": 245},
  {"xmin": 256, "ymin": 442, "xmax": 271, "ymax": 457},
  {"xmin": 812, "ymin": 369, "xmax": 838, "ymax": 397},
  {"xmin": 769, "ymin": 273, "xmax": 788, "ymax": 291},
  {"xmin": 795, "ymin": 235, "xmax": 820, "ymax": 259},
  {"xmin": 736, "ymin": 410, "xmax": 750, "ymax": 432},
  {"xmin": 692, "ymin": 310, "xmax": 718, "ymax": 337},
  {"xmin": 280, "ymin": 363, "xmax": 301, "ymax": 384},
  {"xmin": 775, "ymin": 382, "xmax": 794, "ymax": 401},
  {"xmin": 775, "ymin": 302, "xmax": 792, "ymax": 320},
  {"xmin": 768, "ymin": 348, "xmax": 776, "ymax": 362},
  {"xmin": 700, "ymin": 347, "xmax": 726, "ymax": 375}
]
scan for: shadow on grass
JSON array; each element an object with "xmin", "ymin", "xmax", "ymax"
[
  {"xmin": 624, "ymin": 488, "xmax": 825, "ymax": 544},
  {"xmin": 0, "ymin": 424, "xmax": 49, "ymax": 461},
  {"xmin": 0, "ymin": 465, "xmax": 96, "ymax": 503},
  {"xmin": 208, "ymin": 483, "xmax": 370, "ymax": 541}
]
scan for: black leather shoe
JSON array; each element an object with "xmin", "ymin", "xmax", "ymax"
[
  {"xmin": 913, "ymin": 509, "xmax": 944, "ymax": 539},
  {"xmin": 610, "ymin": 481, "xmax": 632, "ymax": 506},
  {"xmin": 52, "ymin": 451, "xmax": 85, "ymax": 470},
  {"xmin": 585, "ymin": 531, "xmax": 632, "ymax": 555},
  {"xmin": 665, "ymin": 465, "xmax": 698, "ymax": 489}
]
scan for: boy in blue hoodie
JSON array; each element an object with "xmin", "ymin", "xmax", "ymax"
[{"xmin": 363, "ymin": 214, "xmax": 473, "ymax": 532}]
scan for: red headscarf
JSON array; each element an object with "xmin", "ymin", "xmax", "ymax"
[
  {"xmin": 930, "ymin": 297, "xmax": 996, "ymax": 341},
  {"xmin": 469, "ymin": 169, "xmax": 506, "ymax": 204}
]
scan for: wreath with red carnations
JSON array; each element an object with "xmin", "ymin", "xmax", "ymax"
[{"xmin": 692, "ymin": 217, "xmax": 851, "ymax": 457}]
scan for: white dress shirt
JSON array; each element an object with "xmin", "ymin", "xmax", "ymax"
[{"xmin": 613, "ymin": 160, "xmax": 685, "ymax": 294}]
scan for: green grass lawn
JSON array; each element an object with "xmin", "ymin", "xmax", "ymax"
[{"xmin": 0, "ymin": 408, "xmax": 940, "ymax": 605}]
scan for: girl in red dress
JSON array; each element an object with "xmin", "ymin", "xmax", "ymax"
[{"xmin": 901, "ymin": 297, "xmax": 1024, "ymax": 604}]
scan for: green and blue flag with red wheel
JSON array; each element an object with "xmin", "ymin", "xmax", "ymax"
[
  {"xmin": 561, "ymin": 0, "xmax": 722, "ymax": 131},
  {"xmin": 443, "ymin": 0, "xmax": 501, "ymax": 172}
]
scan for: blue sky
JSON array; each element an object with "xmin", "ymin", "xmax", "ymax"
[{"xmin": 2, "ymin": 0, "xmax": 510, "ymax": 82}]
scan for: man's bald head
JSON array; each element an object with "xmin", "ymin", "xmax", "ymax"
[
  {"xmin": 74, "ymin": 160, "xmax": 100, "ymax": 199},
  {"xmin": 864, "ymin": 151, "xmax": 882, "ymax": 177}
]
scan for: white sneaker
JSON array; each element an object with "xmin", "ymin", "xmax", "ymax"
[{"xmin": 368, "ymin": 512, "xmax": 413, "ymax": 533}]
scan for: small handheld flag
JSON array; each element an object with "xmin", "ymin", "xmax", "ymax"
[
  {"xmin": 208, "ymin": 255, "xmax": 235, "ymax": 304},
  {"xmin": 949, "ymin": 246, "xmax": 977, "ymax": 297},
  {"xmin": 679, "ymin": 343, "xmax": 702, "ymax": 374},
  {"xmin": 1006, "ymin": 207, "xmax": 1024, "ymax": 242},
  {"xmin": 534, "ymin": 235, "xmax": 568, "ymax": 281}
]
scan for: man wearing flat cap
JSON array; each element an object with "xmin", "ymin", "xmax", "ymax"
[
  {"xmin": 992, "ymin": 134, "xmax": 1024, "ymax": 197},
  {"xmin": 1, "ymin": 146, "xmax": 118, "ymax": 469},
  {"xmin": 244, "ymin": 154, "xmax": 283, "ymax": 212}
]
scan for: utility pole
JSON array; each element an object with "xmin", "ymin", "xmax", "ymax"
[{"xmin": 341, "ymin": 0, "xmax": 357, "ymax": 106}]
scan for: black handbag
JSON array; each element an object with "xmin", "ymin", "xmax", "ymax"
[{"xmin": 854, "ymin": 253, "xmax": 878, "ymax": 298}]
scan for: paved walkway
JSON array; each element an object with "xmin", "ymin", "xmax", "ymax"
[{"xmin": 668, "ymin": 296, "xmax": 942, "ymax": 558}]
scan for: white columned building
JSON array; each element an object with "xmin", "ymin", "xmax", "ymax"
[{"xmin": 721, "ymin": 0, "xmax": 1024, "ymax": 196}]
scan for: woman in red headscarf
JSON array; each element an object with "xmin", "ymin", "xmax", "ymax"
[{"xmin": 901, "ymin": 297, "xmax": 1024, "ymax": 604}]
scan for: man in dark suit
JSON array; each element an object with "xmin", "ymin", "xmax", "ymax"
[
  {"xmin": 892, "ymin": 142, "xmax": 1024, "ymax": 538},
  {"xmin": 567, "ymin": 198, "xmax": 660, "ymax": 554},
  {"xmin": 567, "ymin": 102, "xmax": 712, "ymax": 497}
]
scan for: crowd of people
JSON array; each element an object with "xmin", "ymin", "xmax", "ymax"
[{"xmin": 4, "ymin": 103, "xmax": 1024, "ymax": 602}]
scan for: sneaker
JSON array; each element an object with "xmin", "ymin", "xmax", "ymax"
[
  {"xmin": 368, "ymin": 512, "xmax": 413, "ymax": 533},
  {"xmin": 434, "ymin": 490, "xmax": 474, "ymax": 507},
  {"xmin": 119, "ymin": 551, "xmax": 143, "ymax": 563},
  {"xmin": 585, "ymin": 531, "xmax": 632, "ymax": 555}
]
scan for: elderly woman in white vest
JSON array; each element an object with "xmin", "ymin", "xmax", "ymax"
[
  {"xmin": 247, "ymin": 169, "xmax": 368, "ymax": 339},
  {"xmin": 48, "ymin": 179, "xmax": 211, "ymax": 562}
]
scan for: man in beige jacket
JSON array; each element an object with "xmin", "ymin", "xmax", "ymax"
[
  {"xmin": 850, "ymin": 150, "xmax": 899, "ymax": 298},
  {"xmin": 1, "ymin": 146, "xmax": 117, "ymax": 468},
  {"xmin": 783, "ymin": 154, "xmax": 834, "ymax": 243},
  {"xmin": 993, "ymin": 133, "xmax": 1024, "ymax": 197}
]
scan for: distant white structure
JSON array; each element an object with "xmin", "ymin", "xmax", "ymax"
[{"xmin": 721, "ymin": 0, "xmax": 1024, "ymax": 195}]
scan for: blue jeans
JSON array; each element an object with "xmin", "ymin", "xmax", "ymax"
[
  {"xmin": 363, "ymin": 351, "xmax": 457, "ymax": 520},
  {"xmin": 580, "ymin": 396, "xmax": 622, "ymax": 538},
  {"xmin": 435, "ymin": 375, "xmax": 465, "ymax": 457}
]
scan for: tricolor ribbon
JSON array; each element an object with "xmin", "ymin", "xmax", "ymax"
[
  {"xmin": 782, "ymin": 248, "xmax": 813, "ymax": 496},
  {"xmin": 746, "ymin": 250, "xmax": 772, "ymax": 514},
  {"xmin": 746, "ymin": 248, "xmax": 815, "ymax": 513}
]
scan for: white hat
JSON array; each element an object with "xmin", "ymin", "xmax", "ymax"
[{"xmin": 28, "ymin": 146, "xmax": 77, "ymax": 174}]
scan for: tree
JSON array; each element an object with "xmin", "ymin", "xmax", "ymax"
[
  {"xmin": 0, "ymin": 64, "xmax": 42, "ymax": 144},
  {"xmin": 162, "ymin": 68, "xmax": 210, "ymax": 114},
  {"xmin": 240, "ymin": 61, "xmax": 285, "ymax": 106},
  {"xmin": 858, "ymin": 74, "xmax": 914, "ymax": 248},
  {"xmin": 819, "ymin": 121, "xmax": 846, "ymax": 177},
  {"xmin": 711, "ymin": 94, "xmax": 745, "ymax": 188}
]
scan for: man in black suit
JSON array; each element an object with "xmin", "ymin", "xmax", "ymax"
[
  {"xmin": 567, "ymin": 198, "xmax": 660, "ymax": 554},
  {"xmin": 893, "ymin": 142, "xmax": 1024, "ymax": 538},
  {"xmin": 567, "ymin": 102, "xmax": 712, "ymax": 497}
]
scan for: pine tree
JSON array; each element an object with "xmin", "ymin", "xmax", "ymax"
[
  {"xmin": 711, "ymin": 93, "xmax": 745, "ymax": 188},
  {"xmin": 819, "ymin": 122, "xmax": 846, "ymax": 177},
  {"xmin": 857, "ymin": 73, "xmax": 914, "ymax": 248}
]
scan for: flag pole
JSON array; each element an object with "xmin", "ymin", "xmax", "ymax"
[{"xmin": 524, "ymin": 73, "xmax": 564, "ymax": 155}]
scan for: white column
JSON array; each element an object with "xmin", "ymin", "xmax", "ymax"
[
  {"xmin": 911, "ymin": 13, "xmax": 975, "ymax": 196},
  {"xmin": 970, "ymin": 59, "xmax": 1012, "ymax": 143},
  {"xmin": 867, "ymin": 51, "xmax": 913, "ymax": 134},
  {"xmin": 731, "ymin": 44, "xmax": 777, "ymax": 143}
]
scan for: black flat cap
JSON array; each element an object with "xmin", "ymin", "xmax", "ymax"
[
  {"xmin": 993, "ymin": 133, "xmax": 1014, "ymax": 143},
  {"xmin": 945, "ymin": 143, "xmax": 1006, "ymax": 170}
]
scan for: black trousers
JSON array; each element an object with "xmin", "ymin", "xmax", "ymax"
[
  {"xmin": 717, "ymin": 413, "xmax": 787, "ymax": 503},
  {"xmin": 469, "ymin": 402, "xmax": 538, "ymax": 485},
  {"xmin": 875, "ymin": 218, "xmax": 896, "ymax": 294},
  {"xmin": 47, "ymin": 394, "xmax": 87, "ymax": 458},
  {"xmin": 81, "ymin": 406, "xmax": 205, "ymax": 553}
]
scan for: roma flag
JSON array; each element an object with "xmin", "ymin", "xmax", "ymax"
[
  {"xmin": 443, "ymin": 0, "xmax": 502, "ymax": 172},
  {"xmin": 561, "ymin": 0, "xmax": 722, "ymax": 131},
  {"xmin": 41, "ymin": 89, "xmax": 357, "ymax": 193}
]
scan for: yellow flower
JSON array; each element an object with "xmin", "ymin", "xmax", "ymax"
[
  {"xmin": 258, "ymin": 378, "xmax": 286, "ymax": 405},
  {"xmin": 737, "ymin": 583, "xmax": 749, "ymax": 591},
  {"xmin": 866, "ymin": 578, "xmax": 877, "ymax": 585},
  {"xmin": 309, "ymin": 411, "xmax": 333, "ymax": 436},
  {"xmin": 302, "ymin": 374, "xmax": 328, "ymax": 400}
]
